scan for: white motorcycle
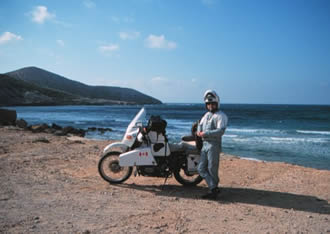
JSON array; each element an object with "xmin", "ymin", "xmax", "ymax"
[{"xmin": 98, "ymin": 107, "xmax": 203, "ymax": 186}]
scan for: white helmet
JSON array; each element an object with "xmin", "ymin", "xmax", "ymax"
[{"xmin": 203, "ymin": 89, "xmax": 220, "ymax": 109}]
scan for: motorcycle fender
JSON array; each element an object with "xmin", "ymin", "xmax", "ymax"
[
  {"xmin": 103, "ymin": 142, "xmax": 128, "ymax": 155},
  {"xmin": 119, "ymin": 147, "xmax": 157, "ymax": 167}
]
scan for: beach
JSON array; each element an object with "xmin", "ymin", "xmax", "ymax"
[{"xmin": 0, "ymin": 126, "xmax": 329, "ymax": 233}]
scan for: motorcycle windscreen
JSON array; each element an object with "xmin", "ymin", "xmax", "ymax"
[
  {"xmin": 119, "ymin": 147, "xmax": 156, "ymax": 166},
  {"xmin": 122, "ymin": 108, "xmax": 146, "ymax": 147}
]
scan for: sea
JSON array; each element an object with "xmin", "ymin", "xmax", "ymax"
[{"xmin": 8, "ymin": 104, "xmax": 330, "ymax": 170}]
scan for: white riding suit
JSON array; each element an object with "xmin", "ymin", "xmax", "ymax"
[{"xmin": 197, "ymin": 110, "xmax": 228, "ymax": 190}]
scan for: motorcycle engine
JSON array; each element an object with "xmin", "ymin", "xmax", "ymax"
[
  {"xmin": 141, "ymin": 166, "xmax": 156, "ymax": 174},
  {"xmin": 137, "ymin": 159, "xmax": 170, "ymax": 177}
]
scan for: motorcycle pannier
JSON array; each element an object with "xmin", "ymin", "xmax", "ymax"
[{"xmin": 147, "ymin": 115, "xmax": 167, "ymax": 134}]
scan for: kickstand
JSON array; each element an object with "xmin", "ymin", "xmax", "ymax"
[{"xmin": 162, "ymin": 176, "xmax": 169, "ymax": 190}]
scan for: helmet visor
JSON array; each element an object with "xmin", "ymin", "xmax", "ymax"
[{"xmin": 204, "ymin": 94, "xmax": 217, "ymax": 104}]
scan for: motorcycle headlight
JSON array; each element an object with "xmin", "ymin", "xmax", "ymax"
[{"xmin": 126, "ymin": 135, "xmax": 133, "ymax": 140}]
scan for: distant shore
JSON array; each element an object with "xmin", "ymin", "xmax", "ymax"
[{"xmin": 0, "ymin": 126, "xmax": 329, "ymax": 233}]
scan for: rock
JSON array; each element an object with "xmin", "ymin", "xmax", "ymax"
[
  {"xmin": 0, "ymin": 108, "xmax": 17, "ymax": 125},
  {"xmin": 70, "ymin": 128, "xmax": 86, "ymax": 137},
  {"xmin": 87, "ymin": 127, "xmax": 112, "ymax": 133},
  {"xmin": 100, "ymin": 127, "xmax": 112, "ymax": 132},
  {"xmin": 72, "ymin": 140, "xmax": 84, "ymax": 144},
  {"xmin": 66, "ymin": 136, "xmax": 87, "ymax": 143},
  {"xmin": 45, "ymin": 128, "xmax": 56, "ymax": 134},
  {"xmin": 62, "ymin": 126, "xmax": 85, "ymax": 137},
  {"xmin": 18, "ymin": 120, "xmax": 86, "ymax": 137},
  {"xmin": 16, "ymin": 119, "xmax": 28, "ymax": 128},
  {"xmin": 30, "ymin": 123, "xmax": 49, "ymax": 133},
  {"xmin": 51, "ymin": 123, "xmax": 62, "ymax": 130},
  {"xmin": 54, "ymin": 130, "xmax": 66, "ymax": 136},
  {"xmin": 34, "ymin": 216, "xmax": 40, "ymax": 224},
  {"xmin": 62, "ymin": 126, "xmax": 75, "ymax": 135},
  {"xmin": 32, "ymin": 137, "xmax": 50, "ymax": 143},
  {"xmin": 99, "ymin": 127, "xmax": 112, "ymax": 134}
]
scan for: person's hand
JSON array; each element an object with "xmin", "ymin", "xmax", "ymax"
[{"xmin": 197, "ymin": 131, "xmax": 205, "ymax": 137}]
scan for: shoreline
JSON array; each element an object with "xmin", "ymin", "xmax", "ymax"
[
  {"xmin": 54, "ymin": 132, "xmax": 330, "ymax": 173},
  {"xmin": 5, "ymin": 104, "xmax": 330, "ymax": 171},
  {"xmin": 2, "ymin": 123, "xmax": 329, "ymax": 172},
  {"xmin": 1, "ymin": 126, "xmax": 329, "ymax": 233},
  {"xmin": 85, "ymin": 134, "xmax": 330, "ymax": 172},
  {"xmin": 6, "ymin": 122, "xmax": 328, "ymax": 172}
]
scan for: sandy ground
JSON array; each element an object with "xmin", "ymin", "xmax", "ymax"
[{"xmin": 0, "ymin": 126, "xmax": 329, "ymax": 233}]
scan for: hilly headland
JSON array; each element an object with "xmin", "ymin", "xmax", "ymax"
[{"xmin": 0, "ymin": 67, "xmax": 161, "ymax": 106}]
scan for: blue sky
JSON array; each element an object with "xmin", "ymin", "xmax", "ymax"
[{"xmin": 1, "ymin": 0, "xmax": 329, "ymax": 104}]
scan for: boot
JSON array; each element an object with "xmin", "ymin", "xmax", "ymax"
[{"xmin": 201, "ymin": 187, "xmax": 220, "ymax": 200}]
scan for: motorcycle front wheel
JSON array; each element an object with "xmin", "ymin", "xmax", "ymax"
[
  {"xmin": 98, "ymin": 151, "xmax": 132, "ymax": 184},
  {"xmin": 174, "ymin": 168, "xmax": 203, "ymax": 186}
]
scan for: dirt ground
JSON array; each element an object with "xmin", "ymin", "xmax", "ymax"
[{"xmin": 0, "ymin": 126, "xmax": 329, "ymax": 233}]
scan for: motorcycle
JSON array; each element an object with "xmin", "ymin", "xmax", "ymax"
[{"xmin": 98, "ymin": 107, "xmax": 203, "ymax": 186}]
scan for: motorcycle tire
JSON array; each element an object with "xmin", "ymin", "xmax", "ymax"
[
  {"xmin": 98, "ymin": 151, "xmax": 133, "ymax": 184},
  {"xmin": 174, "ymin": 168, "xmax": 203, "ymax": 186}
]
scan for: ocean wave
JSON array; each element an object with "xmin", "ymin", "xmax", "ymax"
[
  {"xmin": 228, "ymin": 136, "xmax": 328, "ymax": 144},
  {"xmin": 167, "ymin": 121, "xmax": 195, "ymax": 129},
  {"xmin": 270, "ymin": 137, "xmax": 328, "ymax": 144},
  {"xmin": 231, "ymin": 138, "xmax": 253, "ymax": 142},
  {"xmin": 224, "ymin": 134, "xmax": 238, "ymax": 138},
  {"xmin": 240, "ymin": 157, "xmax": 263, "ymax": 162},
  {"xmin": 74, "ymin": 121, "xmax": 87, "ymax": 124},
  {"xmin": 296, "ymin": 130, "xmax": 330, "ymax": 135},
  {"xmin": 227, "ymin": 128, "xmax": 283, "ymax": 134}
]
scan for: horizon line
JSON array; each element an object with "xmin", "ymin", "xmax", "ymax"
[{"xmin": 162, "ymin": 102, "xmax": 330, "ymax": 106}]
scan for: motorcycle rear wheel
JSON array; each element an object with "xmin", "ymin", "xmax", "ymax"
[
  {"xmin": 174, "ymin": 168, "xmax": 203, "ymax": 186},
  {"xmin": 98, "ymin": 151, "xmax": 132, "ymax": 184}
]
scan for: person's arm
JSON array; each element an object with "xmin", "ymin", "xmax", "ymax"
[
  {"xmin": 203, "ymin": 113, "xmax": 227, "ymax": 138},
  {"xmin": 203, "ymin": 128, "xmax": 226, "ymax": 138},
  {"xmin": 197, "ymin": 114, "xmax": 206, "ymax": 133},
  {"xmin": 197, "ymin": 120, "xmax": 202, "ymax": 133},
  {"xmin": 197, "ymin": 125, "xmax": 201, "ymax": 133}
]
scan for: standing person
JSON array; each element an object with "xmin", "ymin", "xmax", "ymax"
[{"xmin": 197, "ymin": 90, "xmax": 228, "ymax": 199}]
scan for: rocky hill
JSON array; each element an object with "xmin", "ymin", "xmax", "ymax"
[
  {"xmin": 1, "ymin": 67, "xmax": 161, "ymax": 106},
  {"xmin": 0, "ymin": 74, "xmax": 79, "ymax": 106}
]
